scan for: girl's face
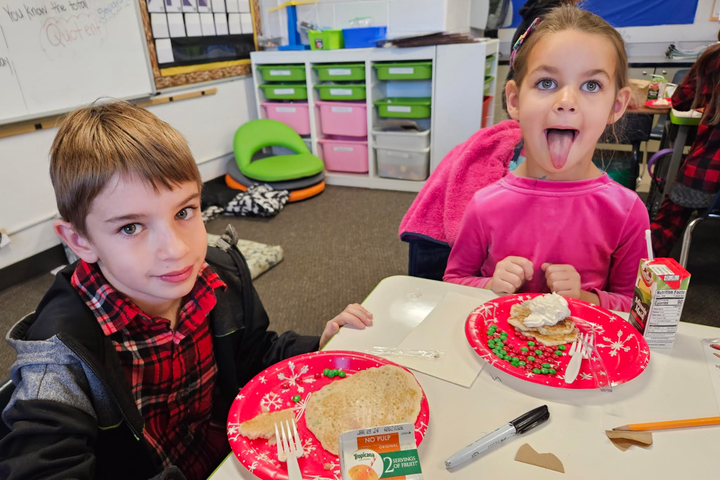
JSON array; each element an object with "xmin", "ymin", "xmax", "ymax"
[{"xmin": 506, "ymin": 30, "xmax": 631, "ymax": 180}]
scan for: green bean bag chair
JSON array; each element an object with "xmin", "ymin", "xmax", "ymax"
[{"xmin": 233, "ymin": 119, "xmax": 324, "ymax": 182}]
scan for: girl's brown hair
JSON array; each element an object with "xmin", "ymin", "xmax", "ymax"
[
  {"xmin": 511, "ymin": 2, "xmax": 629, "ymax": 92},
  {"xmin": 687, "ymin": 29, "xmax": 720, "ymax": 126},
  {"xmin": 50, "ymin": 100, "xmax": 202, "ymax": 237}
]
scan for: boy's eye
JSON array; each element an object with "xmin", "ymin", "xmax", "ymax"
[
  {"xmin": 176, "ymin": 207, "xmax": 197, "ymax": 220},
  {"xmin": 537, "ymin": 79, "xmax": 556, "ymax": 90},
  {"xmin": 581, "ymin": 80, "xmax": 601, "ymax": 92},
  {"xmin": 120, "ymin": 224, "xmax": 142, "ymax": 236}
]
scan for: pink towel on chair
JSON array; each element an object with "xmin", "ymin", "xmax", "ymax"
[{"xmin": 399, "ymin": 120, "xmax": 523, "ymax": 245}]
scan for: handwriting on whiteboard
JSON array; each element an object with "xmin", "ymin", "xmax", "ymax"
[{"xmin": 40, "ymin": 14, "xmax": 105, "ymax": 54}]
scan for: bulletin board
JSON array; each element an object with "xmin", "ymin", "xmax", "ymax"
[
  {"xmin": 509, "ymin": 0, "xmax": 700, "ymax": 28},
  {"xmin": 139, "ymin": 0, "xmax": 260, "ymax": 89}
]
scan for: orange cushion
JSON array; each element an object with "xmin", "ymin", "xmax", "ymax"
[{"xmin": 224, "ymin": 174, "xmax": 324, "ymax": 203}]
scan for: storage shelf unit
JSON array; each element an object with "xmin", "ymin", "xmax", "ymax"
[{"xmin": 251, "ymin": 40, "xmax": 499, "ymax": 192}]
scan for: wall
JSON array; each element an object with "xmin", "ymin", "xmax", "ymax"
[
  {"xmin": 259, "ymin": 0, "xmax": 472, "ymax": 44},
  {"xmin": 0, "ymin": 77, "xmax": 257, "ymax": 270},
  {"xmin": 497, "ymin": 0, "xmax": 720, "ymax": 56}
]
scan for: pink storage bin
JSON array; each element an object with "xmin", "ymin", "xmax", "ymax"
[
  {"xmin": 317, "ymin": 136, "xmax": 368, "ymax": 173},
  {"xmin": 315, "ymin": 100, "xmax": 367, "ymax": 137},
  {"xmin": 261, "ymin": 102, "xmax": 310, "ymax": 135}
]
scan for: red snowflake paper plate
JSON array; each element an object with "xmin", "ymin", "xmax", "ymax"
[
  {"xmin": 465, "ymin": 294, "xmax": 650, "ymax": 389},
  {"xmin": 227, "ymin": 351, "xmax": 430, "ymax": 480}
]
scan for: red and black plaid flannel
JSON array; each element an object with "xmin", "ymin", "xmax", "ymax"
[
  {"xmin": 72, "ymin": 260, "xmax": 229, "ymax": 480},
  {"xmin": 671, "ymin": 55, "xmax": 720, "ymax": 193}
]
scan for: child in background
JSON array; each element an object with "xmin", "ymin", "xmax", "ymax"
[
  {"xmin": 651, "ymin": 30, "xmax": 720, "ymax": 257},
  {"xmin": 0, "ymin": 101, "xmax": 373, "ymax": 480},
  {"xmin": 444, "ymin": 3, "xmax": 649, "ymax": 312}
]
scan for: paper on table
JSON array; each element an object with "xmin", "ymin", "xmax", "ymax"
[
  {"xmin": 701, "ymin": 339, "xmax": 720, "ymax": 413},
  {"xmin": 514, "ymin": 444, "xmax": 565, "ymax": 473},
  {"xmin": 605, "ymin": 430, "xmax": 653, "ymax": 452},
  {"xmin": 394, "ymin": 292, "xmax": 485, "ymax": 387}
]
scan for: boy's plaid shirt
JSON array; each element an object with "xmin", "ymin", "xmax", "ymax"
[
  {"xmin": 671, "ymin": 55, "xmax": 720, "ymax": 193},
  {"xmin": 71, "ymin": 260, "xmax": 230, "ymax": 480}
]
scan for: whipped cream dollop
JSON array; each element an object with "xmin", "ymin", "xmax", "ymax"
[{"xmin": 523, "ymin": 293, "xmax": 571, "ymax": 328}]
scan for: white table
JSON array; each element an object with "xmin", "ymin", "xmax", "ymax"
[{"xmin": 210, "ymin": 276, "xmax": 720, "ymax": 479}]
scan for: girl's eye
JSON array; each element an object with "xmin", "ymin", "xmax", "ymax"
[
  {"xmin": 120, "ymin": 224, "xmax": 143, "ymax": 236},
  {"xmin": 537, "ymin": 79, "xmax": 556, "ymax": 90},
  {"xmin": 176, "ymin": 207, "xmax": 197, "ymax": 220},
  {"xmin": 582, "ymin": 80, "xmax": 601, "ymax": 92}
]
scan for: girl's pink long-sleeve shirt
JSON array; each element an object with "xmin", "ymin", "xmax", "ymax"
[{"xmin": 443, "ymin": 173, "xmax": 650, "ymax": 312}]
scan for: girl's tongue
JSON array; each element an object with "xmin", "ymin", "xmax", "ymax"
[{"xmin": 547, "ymin": 129, "xmax": 576, "ymax": 169}]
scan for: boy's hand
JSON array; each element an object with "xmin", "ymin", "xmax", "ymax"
[
  {"xmin": 541, "ymin": 263, "xmax": 582, "ymax": 299},
  {"xmin": 319, "ymin": 303, "xmax": 373, "ymax": 349},
  {"xmin": 488, "ymin": 256, "xmax": 534, "ymax": 294}
]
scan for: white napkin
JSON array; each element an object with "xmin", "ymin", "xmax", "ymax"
[{"xmin": 394, "ymin": 292, "xmax": 487, "ymax": 387}]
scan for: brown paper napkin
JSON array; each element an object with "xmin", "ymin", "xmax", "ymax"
[
  {"xmin": 515, "ymin": 443, "xmax": 565, "ymax": 473},
  {"xmin": 605, "ymin": 430, "xmax": 653, "ymax": 451}
]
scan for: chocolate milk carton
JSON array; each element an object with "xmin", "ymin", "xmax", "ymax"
[{"xmin": 629, "ymin": 258, "xmax": 691, "ymax": 348}]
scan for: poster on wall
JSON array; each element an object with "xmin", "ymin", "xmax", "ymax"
[
  {"xmin": 509, "ymin": 0, "xmax": 700, "ymax": 28},
  {"xmin": 712, "ymin": 0, "xmax": 719, "ymax": 21}
]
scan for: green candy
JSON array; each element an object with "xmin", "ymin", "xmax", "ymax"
[
  {"xmin": 527, "ymin": 356, "xmax": 535, "ymax": 362},
  {"xmin": 554, "ymin": 350, "xmax": 563, "ymax": 356},
  {"xmin": 540, "ymin": 368, "xmax": 549, "ymax": 374},
  {"xmin": 338, "ymin": 371, "xmax": 346, "ymax": 378},
  {"xmin": 535, "ymin": 349, "xmax": 543, "ymax": 355},
  {"xmin": 542, "ymin": 363, "xmax": 551, "ymax": 368},
  {"xmin": 323, "ymin": 368, "xmax": 331, "ymax": 376},
  {"xmin": 327, "ymin": 370, "xmax": 336, "ymax": 378},
  {"xmin": 527, "ymin": 341, "xmax": 535, "ymax": 347},
  {"xmin": 518, "ymin": 361, "xmax": 526, "ymax": 366},
  {"xmin": 549, "ymin": 368, "xmax": 557, "ymax": 375},
  {"xmin": 500, "ymin": 334, "xmax": 508, "ymax": 339},
  {"xmin": 496, "ymin": 341, "xmax": 504, "ymax": 348},
  {"xmin": 558, "ymin": 345, "xmax": 567, "ymax": 351},
  {"xmin": 520, "ymin": 347, "xmax": 529, "ymax": 352},
  {"xmin": 532, "ymin": 368, "xmax": 541, "ymax": 374},
  {"xmin": 292, "ymin": 395, "xmax": 301, "ymax": 402}
]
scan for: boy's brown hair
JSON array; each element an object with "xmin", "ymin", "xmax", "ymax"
[{"xmin": 50, "ymin": 100, "xmax": 202, "ymax": 237}]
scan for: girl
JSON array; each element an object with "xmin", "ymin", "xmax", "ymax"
[
  {"xmin": 651, "ymin": 29, "xmax": 720, "ymax": 257},
  {"xmin": 444, "ymin": 3, "xmax": 649, "ymax": 312}
]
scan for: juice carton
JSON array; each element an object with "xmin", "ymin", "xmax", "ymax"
[
  {"xmin": 339, "ymin": 423, "xmax": 423, "ymax": 480},
  {"xmin": 629, "ymin": 258, "xmax": 691, "ymax": 348},
  {"xmin": 647, "ymin": 74, "xmax": 666, "ymax": 100}
]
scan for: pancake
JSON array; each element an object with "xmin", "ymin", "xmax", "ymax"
[
  {"xmin": 525, "ymin": 327, "xmax": 579, "ymax": 346},
  {"xmin": 238, "ymin": 407, "xmax": 295, "ymax": 443},
  {"xmin": 508, "ymin": 304, "xmax": 534, "ymax": 331},
  {"xmin": 305, "ymin": 365, "xmax": 422, "ymax": 455},
  {"xmin": 537, "ymin": 317, "xmax": 576, "ymax": 336}
]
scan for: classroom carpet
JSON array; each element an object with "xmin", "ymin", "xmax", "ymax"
[{"xmin": 1, "ymin": 184, "xmax": 719, "ymax": 378}]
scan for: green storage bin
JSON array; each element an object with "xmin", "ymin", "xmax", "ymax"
[
  {"xmin": 374, "ymin": 61, "xmax": 432, "ymax": 80},
  {"xmin": 484, "ymin": 76, "xmax": 494, "ymax": 95},
  {"xmin": 313, "ymin": 63, "xmax": 365, "ymax": 81},
  {"xmin": 308, "ymin": 29, "xmax": 344, "ymax": 50},
  {"xmin": 315, "ymin": 83, "xmax": 366, "ymax": 101},
  {"xmin": 374, "ymin": 97, "xmax": 431, "ymax": 119},
  {"xmin": 256, "ymin": 64, "xmax": 306, "ymax": 82},
  {"xmin": 259, "ymin": 83, "xmax": 308, "ymax": 100}
]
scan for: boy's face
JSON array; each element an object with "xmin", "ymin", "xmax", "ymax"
[{"xmin": 68, "ymin": 176, "xmax": 207, "ymax": 312}]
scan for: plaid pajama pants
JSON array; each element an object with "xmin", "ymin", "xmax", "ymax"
[{"xmin": 650, "ymin": 199, "xmax": 695, "ymax": 257}]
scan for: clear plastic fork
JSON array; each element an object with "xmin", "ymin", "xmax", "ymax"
[
  {"xmin": 583, "ymin": 332, "xmax": 613, "ymax": 393},
  {"xmin": 274, "ymin": 418, "xmax": 303, "ymax": 479}
]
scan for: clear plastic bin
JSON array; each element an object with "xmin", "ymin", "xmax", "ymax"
[
  {"xmin": 376, "ymin": 146, "xmax": 430, "ymax": 181},
  {"xmin": 372, "ymin": 127, "xmax": 430, "ymax": 150}
]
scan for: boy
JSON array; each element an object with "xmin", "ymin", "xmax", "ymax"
[{"xmin": 0, "ymin": 101, "xmax": 373, "ymax": 480}]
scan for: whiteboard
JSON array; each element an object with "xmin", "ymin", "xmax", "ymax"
[{"xmin": 0, "ymin": 0, "xmax": 155, "ymax": 125}]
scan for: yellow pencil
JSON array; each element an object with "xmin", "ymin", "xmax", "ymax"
[{"xmin": 613, "ymin": 416, "xmax": 720, "ymax": 431}]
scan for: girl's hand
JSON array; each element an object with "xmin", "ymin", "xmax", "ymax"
[
  {"xmin": 319, "ymin": 303, "xmax": 373, "ymax": 349},
  {"xmin": 488, "ymin": 256, "xmax": 534, "ymax": 294},
  {"xmin": 541, "ymin": 263, "xmax": 582, "ymax": 299}
]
